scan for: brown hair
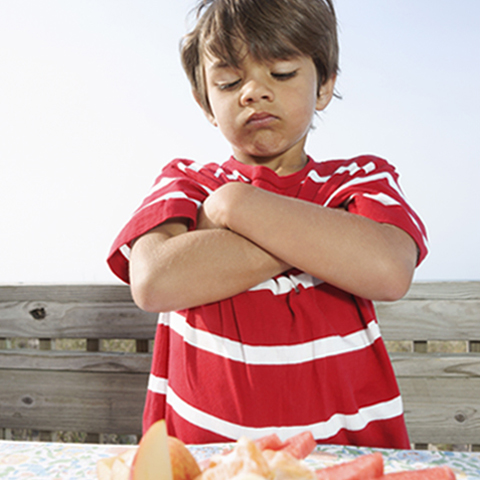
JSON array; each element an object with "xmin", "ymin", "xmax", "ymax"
[{"xmin": 180, "ymin": 0, "xmax": 339, "ymax": 115}]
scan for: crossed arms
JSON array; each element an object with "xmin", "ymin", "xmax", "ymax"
[{"xmin": 129, "ymin": 182, "xmax": 418, "ymax": 312}]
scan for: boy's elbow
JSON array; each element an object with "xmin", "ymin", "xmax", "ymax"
[
  {"xmin": 373, "ymin": 260, "xmax": 415, "ymax": 302},
  {"xmin": 131, "ymin": 282, "xmax": 160, "ymax": 313},
  {"xmin": 372, "ymin": 229, "xmax": 417, "ymax": 302},
  {"xmin": 376, "ymin": 277, "xmax": 411, "ymax": 302},
  {"xmin": 130, "ymin": 271, "xmax": 172, "ymax": 313}
]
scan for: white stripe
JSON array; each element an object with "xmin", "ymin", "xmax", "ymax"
[
  {"xmin": 248, "ymin": 272, "xmax": 323, "ymax": 295},
  {"xmin": 334, "ymin": 161, "xmax": 376, "ymax": 177},
  {"xmin": 136, "ymin": 191, "xmax": 202, "ymax": 214},
  {"xmin": 148, "ymin": 177, "xmax": 177, "ymax": 195},
  {"xmin": 149, "ymin": 176, "xmax": 214, "ymax": 197},
  {"xmin": 324, "ymin": 171, "xmax": 407, "ymax": 207},
  {"xmin": 165, "ymin": 386, "xmax": 404, "ymax": 442},
  {"xmin": 305, "ymin": 161, "xmax": 376, "ymax": 185},
  {"xmin": 361, "ymin": 192, "xmax": 401, "ymax": 207},
  {"xmin": 119, "ymin": 244, "xmax": 131, "ymax": 260},
  {"xmin": 177, "ymin": 160, "xmax": 205, "ymax": 173},
  {"xmin": 148, "ymin": 374, "xmax": 168, "ymax": 394},
  {"xmin": 358, "ymin": 192, "xmax": 428, "ymax": 248},
  {"xmin": 325, "ymin": 172, "xmax": 429, "ymax": 249},
  {"xmin": 214, "ymin": 167, "xmax": 250, "ymax": 183},
  {"xmin": 159, "ymin": 312, "xmax": 381, "ymax": 366},
  {"xmin": 307, "ymin": 170, "xmax": 331, "ymax": 184}
]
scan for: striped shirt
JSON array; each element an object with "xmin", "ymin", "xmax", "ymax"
[{"xmin": 108, "ymin": 155, "xmax": 428, "ymax": 448}]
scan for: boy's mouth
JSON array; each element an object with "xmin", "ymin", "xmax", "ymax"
[{"xmin": 246, "ymin": 111, "xmax": 278, "ymax": 126}]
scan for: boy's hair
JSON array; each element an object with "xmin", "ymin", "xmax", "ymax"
[{"xmin": 180, "ymin": 0, "xmax": 339, "ymax": 115}]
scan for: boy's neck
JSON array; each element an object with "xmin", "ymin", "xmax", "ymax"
[{"xmin": 232, "ymin": 150, "xmax": 309, "ymax": 176}]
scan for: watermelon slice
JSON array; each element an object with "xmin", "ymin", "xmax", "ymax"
[
  {"xmin": 379, "ymin": 466, "xmax": 456, "ymax": 479},
  {"xmin": 254, "ymin": 433, "xmax": 284, "ymax": 452},
  {"xmin": 315, "ymin": 452, "xmax": 384, "ymax": 480},
  {"xmin": 281, "ymin": 431, "xmax": 317, "ymax": 459}
]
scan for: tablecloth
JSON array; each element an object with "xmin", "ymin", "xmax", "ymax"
[{"xmin": 1, "ymin": 440, "xmax": 480, "ymax": 479}]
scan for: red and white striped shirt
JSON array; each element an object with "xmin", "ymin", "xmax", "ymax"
[{"xmin": 108, "ymin": 155, "xmax": 428, "ymax": 449}]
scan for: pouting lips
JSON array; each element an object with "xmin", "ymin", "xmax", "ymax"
[{"xmin": 246, "ymin": 111, "xmax": 279, "ymax": 126}]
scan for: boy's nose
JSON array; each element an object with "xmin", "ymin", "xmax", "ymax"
[{"xmin": 240, "ymin": 79, "xmax": 274, "ymax": 105}]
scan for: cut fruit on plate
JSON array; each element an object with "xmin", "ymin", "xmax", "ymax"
[
  {"xmin": 168, "ymin": 436, "xmax": 202, "ymax": 480},
  {"xmin": 131, "ymin": 420, "xmax": 172, "ymax": 480},
  {"xmin": 315, "ymin": 452, "xmax": 384, "ymax": 480},
  {"xmin": 378, "ymin": 466, "xmax": 456, "ymax": 479},
  {"xmin": 97, "ymin": 425, "xmax": 457, "ymax": 480},
  {"xmin": 97, "ymin": 420, "xmax": 201, "ymax": 480}
]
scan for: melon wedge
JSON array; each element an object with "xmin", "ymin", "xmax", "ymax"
[
  {"xmin": 315, "ymin": 452, "xmax": 384, "ymax": 480},
  {"xmin": 379, "ymin": 466, "xmax": 456, "ymax": 479}
]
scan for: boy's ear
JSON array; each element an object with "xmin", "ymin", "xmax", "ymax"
[
  {"xmin": 193, "ymin": 90, "xmax": 218, "ymax": 127},
  {"xmin": 316, "ymin": 75, "xmax": 337, "ymax": 112}
]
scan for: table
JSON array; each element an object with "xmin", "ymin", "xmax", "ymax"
[{"xmin": 1, "ymin": 440, "xmax": 480, "ymax": 479}]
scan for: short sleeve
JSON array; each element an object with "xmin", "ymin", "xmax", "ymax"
[
  {"xmin": 107, "ymin": 159, "xmax": 221, "ymax": 283},
  {"xmin": 326, "ymin": 156, "xmax": 428, "ymax": 266}
]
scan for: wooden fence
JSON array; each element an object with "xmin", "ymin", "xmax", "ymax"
[{"xmin": 1, "ymin": 282, "xmax": 479, "ymax": 449}]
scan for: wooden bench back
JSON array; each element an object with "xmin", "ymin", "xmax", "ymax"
[
  {"xmin": 0, "ymin": 285, "xmax": 157, "ymax": 442},
  {"xmin": 1, "ymin": 282, "xmax": 479, "ymax": 447},
  {"xmin": 376, "ymin": 281, "xmax": 480, "ymax": 448}
]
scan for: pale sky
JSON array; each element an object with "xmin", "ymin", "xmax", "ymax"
[{"xmin": 1, "ymin": 0, "xmax": 479, "ymax": 284}]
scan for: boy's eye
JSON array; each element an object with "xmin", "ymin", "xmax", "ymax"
[
  {"xmin": 271, "ymin": 70, "xmax": 298, "ymax": 80},
  {"xmin": 218, "ymin": 79, "xmax": 241, "ymax": 90}
]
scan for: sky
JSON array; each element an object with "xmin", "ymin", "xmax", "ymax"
[{"xmin": 1, "ymin": 0, "xmax": 479, "ymax": 285}]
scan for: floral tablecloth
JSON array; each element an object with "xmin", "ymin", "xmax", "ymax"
[{"xmin": 1, "ymin": 440, "xmax": 480, "ymax": 479}]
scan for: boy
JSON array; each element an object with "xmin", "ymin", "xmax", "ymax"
[{"xmin": 108, "ymin": 0, "xmax": 428, "ymax": 448}]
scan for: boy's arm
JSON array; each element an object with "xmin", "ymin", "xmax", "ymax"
[
  {"xmin": 203, "ymin": 182, "xmax": 418, "ymax": 302},
  {"xmin": 129, "ymin": 217, "xmax": 290, "ymax": 312}
]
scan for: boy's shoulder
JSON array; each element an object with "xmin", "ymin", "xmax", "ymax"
[{"xmin": 311, "ymin": 154, "xmax": 394, "ymax": 174}]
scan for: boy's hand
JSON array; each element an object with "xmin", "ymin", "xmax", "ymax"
[{"xmin": 197, "ymin": 182, "xmax": 252, "ymax": 230}]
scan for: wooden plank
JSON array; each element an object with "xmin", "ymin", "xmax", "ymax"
[
  {"xmin": 0, "ymin": 284, "xmax": 157, "ymax": 339},
  {"xmin": 1, "ymin": 282, "xmax": 475, "ymax": 303},
  {"xmin": 376, "ymin": 281, "xmax": 480, "ymax": 342},
  {"xmin": 390, "ymin": 351, "xmax": 480, "ymax": 444},
  {"xmin": 0, "ymin": 285, "xmax": 134, "ymax": 303},
  {"xmin": 390, "ymin": 352, "xmax": 480, "ymax": 377},
  {"xmin": 375, "ymin": 299, "xmax": 480, "ymax": 341},
  {"xmin": 0, "ymin": 350, "xmax": 151, "ymax": 373},
  {"xmin": 0, "ymin": 301, "xmax": 157, "ymax": 339},
  {"xmin": 2, "ymin": 283, "xmax": 478, "ymax": 340},
  {"xmin": 397, "ymin": 377, "xmax": 480, "ymax": 444},
  {"xmin": 0, "ymin": 369, "xmax": 146, "ymax": 434},
  {"xmin": 405, "ymin": 282, "xmax": 480, "ymax": 300}
]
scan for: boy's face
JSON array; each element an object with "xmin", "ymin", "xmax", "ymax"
[{"xmin": 200, "ymin": 49, "xmax": 335, "ymax": 169}]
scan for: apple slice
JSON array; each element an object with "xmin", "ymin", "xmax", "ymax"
[
  {"xmin": 131, "ymin": 420, "xmax": 173, "ymax": 480},
  {"xmin": 168, "ymin": 436, "xmax": 202, "ymax": 480}
]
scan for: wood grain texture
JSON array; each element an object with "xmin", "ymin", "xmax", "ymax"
[
  {"xmin": 0, "ymin": 369, "xmax": 147, "ymax": 434},
  {"xmin": 0, "ymin": 350, "xmax": 151, "ymax": 373},
  {"xmin": 1, "ymin": 282, "xmax": 480, "ymax": 443},
  {"xmin": 0, "ymin": 285, "xmax": 157, "ymax": 339},
  {"xmin": 398, "ymin": 376, "xmax": 480, "ymax": 444}
]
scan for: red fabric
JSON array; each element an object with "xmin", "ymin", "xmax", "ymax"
[{"xmin": 108, "ymin": 155, "xmax": 428, "ymax": 449}]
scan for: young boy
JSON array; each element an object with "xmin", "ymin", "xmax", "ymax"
[{"xmin": 108, "ymin": 0, "xmax": 428, "ymax": 449}]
